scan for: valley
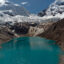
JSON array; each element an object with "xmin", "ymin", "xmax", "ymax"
[{"xmin": 0, "ymin": 0, "xmax": 64, "ymax": 64}]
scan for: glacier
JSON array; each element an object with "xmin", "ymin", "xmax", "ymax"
[{"xmin": 0, "ymin": 0, "xmax": 64, "ymax": 25}]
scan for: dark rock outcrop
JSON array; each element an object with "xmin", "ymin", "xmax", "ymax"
[
  {"xmin": 38, "ymin": 9, "xmax": 46, "ymax": 17},
  {"xmin": 10, "ymin": 22, "xmax": 30, "ymax": 34}
]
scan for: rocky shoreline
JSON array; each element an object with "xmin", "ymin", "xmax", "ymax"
[
  {"xmin": 0, "ymin": 21, "xmax": 53, "ymax": 43},
  {"xmin": 59, "ymin": 55, "xmax": 64, "ymax": 64},
  {"xmin": 0, "ymin": 21, "xmax": 63, "ymax": 48},
  {"xmin": 37, "ymin": 19, "xmax": 64, "ymax": 64},
  {"xmin": 37, "ymin": 19, "xmax": 64, "ymax": 51}
]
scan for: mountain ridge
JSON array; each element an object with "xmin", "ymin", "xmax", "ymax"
[
  {"xmin": 0, "ymin": 1, "xmax": 30, "ymax": 16},
  {"xmin": 38, "ymin": 0, "xmax": 64, "ymax": 19}
]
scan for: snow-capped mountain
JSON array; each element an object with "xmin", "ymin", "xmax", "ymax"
[
  {"xmin": 0, "ymin": 1, "xmax": 54, "ymax": 24},
  {"xmin": 0, "ymin": 1, "xmax": 30, "ymax": 17},
  {"xmin": 0, "ymin": 0, "xmax": 31, "ymax": 24},
  {"xmin": 0, "ymin": 0, "xmax": 64, "ymax": 25},
  {"xmin": 38, "ymin": 0, "xmax": 64, "ymax": 19},
  {"xmin": 46, "ymin": 0, "xmax": 64, "ymax": 16}
]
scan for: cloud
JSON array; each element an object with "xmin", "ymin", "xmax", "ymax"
[
  {"xmin": 14, "ymin": 4, "xmax": 20, "ymax": 6},
  {"xmin": 0, "ymin": 0, "xmax": 5, "ymax": 3},
  {"xmin": 0, "ymin": 0, "xmax": 8, "ymax": 4},
  {"xmin": 21, "ymin": 2, "xmax": 28, "ymax": 5}
]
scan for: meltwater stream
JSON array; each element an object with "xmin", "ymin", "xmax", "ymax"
[{"xmin": 0, "ymin": 37, "xmax": 62, "ymax": 64}]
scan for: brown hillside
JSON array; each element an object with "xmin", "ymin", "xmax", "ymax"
[{"xmin": 38, "ymin": 19, "xmax": 64, "ymax": 49}]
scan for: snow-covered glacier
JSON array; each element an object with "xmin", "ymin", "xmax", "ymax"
[
  {"xmin": 38, "ymin": 0, "xmax": 64, "ymax": 19},
  {"xmin": 0, "ymin": 0, "xmax": 64, "ymax": 25}
]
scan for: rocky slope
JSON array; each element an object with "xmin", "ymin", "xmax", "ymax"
[
  {"xmin": 0, "ymin": 22, "xmax": 31, "ymax": 43},
  {"xmin": 38, "ymin": 19, "xmax": 64, "ymax": 50},
  {"xmin": 0, "ymin": 21, "xmax": 53, "ymax": 43},
  {"xmin": 0, "ymin": 25, "xmax": 15, "ymax": 44}
]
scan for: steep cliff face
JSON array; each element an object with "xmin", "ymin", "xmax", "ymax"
[{"xmin": 38, "ymin": 19, "xmax": 64, "ymax": 49}]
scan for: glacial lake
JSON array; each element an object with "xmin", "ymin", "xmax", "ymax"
[{"xmin": 0, "ymin": 37, "xmax": 62, "ymax": 64}]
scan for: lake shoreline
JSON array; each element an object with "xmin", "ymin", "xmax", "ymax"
[{"xmin": 0, "ymin": 36, "xmax": 64, "ymax": 64}]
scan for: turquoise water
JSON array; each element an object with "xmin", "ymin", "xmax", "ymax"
[{"xmin": 0, "ymin": 37, "xmax": 62, "ymax": 64}]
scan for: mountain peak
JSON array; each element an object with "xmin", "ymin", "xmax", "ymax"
[
  {"xmin": 38, "ymin": 0, "xmax": 64, "ymax": 19},
  {"xmin": 0, "ymin": 0, "xmax": 30, "ymax": 16},
  {"xmin": 46, "ymin": 0, "xmax": 64, "ymax": 15}
]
